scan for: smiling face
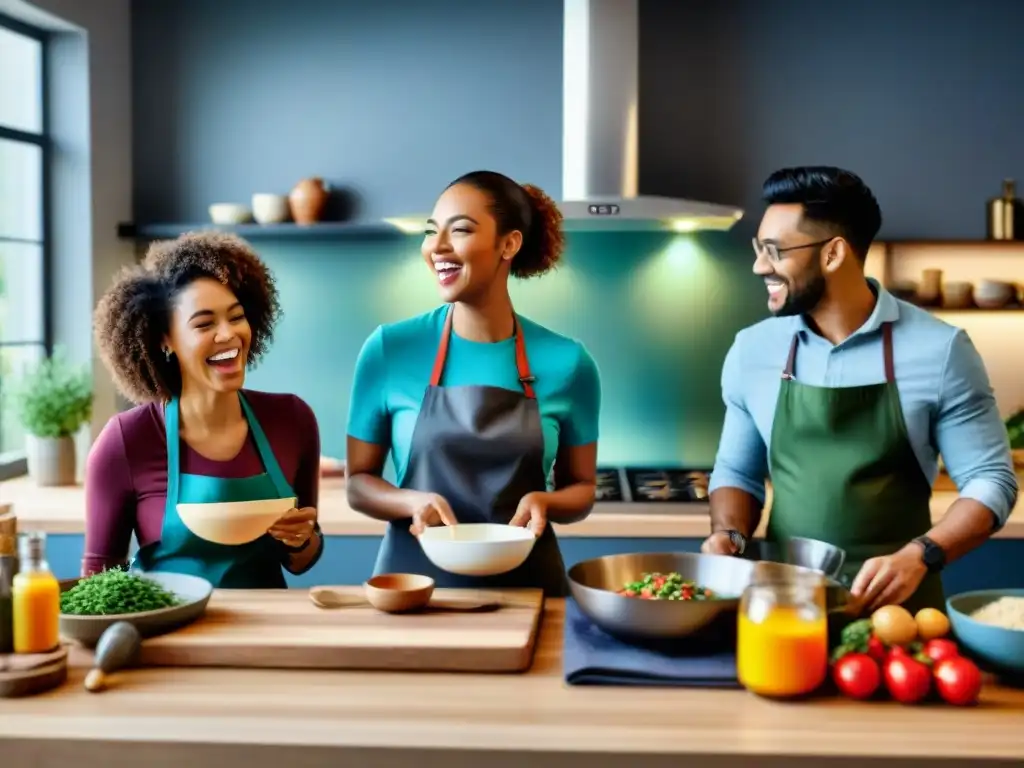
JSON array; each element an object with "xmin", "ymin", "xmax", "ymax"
[
  {"xmin": 754, "ymin": 203, "xmax": 831, "ymax": 317},
  {"xmin": 164, "ymin": 277, "xmax": 252, "ymax": 394},
  {"xmin": 421, "ymin": 183, "xmax": 522, "ymax": 304}
]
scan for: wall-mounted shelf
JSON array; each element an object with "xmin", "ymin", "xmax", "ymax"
[
  {"xmin": 117, "ymin": 221, "xmax": 413, "ymax": 241},
  {"xmin": 881, "ymin": 239, "xmax": 1024, "ymax": 248}
]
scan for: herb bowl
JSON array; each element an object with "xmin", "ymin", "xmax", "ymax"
[{"xmin": 58, "ymin": 571, "xmax": 213, "ymax": 647}]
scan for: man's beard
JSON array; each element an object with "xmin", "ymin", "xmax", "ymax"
[{"xmin": 772, "ymin": 267, "xmax": 826, "ymax": 317}]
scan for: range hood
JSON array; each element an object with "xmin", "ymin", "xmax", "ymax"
[{"xmin": 386, "ymin": 0, "xmax": 743, "ymax": 235}]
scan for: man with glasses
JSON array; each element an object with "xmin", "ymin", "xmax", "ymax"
[{"xmin": 702, "ymin": 166, "xmax": 1017, "ymax": 615}]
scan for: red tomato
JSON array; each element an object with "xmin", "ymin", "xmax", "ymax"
[
  {"xmin": 923, "ymin": 638, "xmax": 960, "ymax": 664},
  {"xmin": 832, "ymin": 653, "xmax": 881, "ymax": 700},
  {"xmin": 640, "ymin": 588, "xmax": 653, "ymax": 599},
  {"xmin": 867, "ymin": 636, "xmax": 887, "ymax": 662},
  {"xmin": 883, "ymin": 656, "xmax": 932, "ymax": 704},
  {"xmin": 887, "ymin": 645, "xmax": 909, "ymax": 659},
  {"xmin": 933, "ymin": 657, "xmax": 982, "ymax": 706}
]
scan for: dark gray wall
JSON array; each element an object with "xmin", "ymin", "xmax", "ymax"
[
  {"xmin": 128, "ymin": 0, "xmax": 1024, "ymax": 467},
  {"xmin": 638, "ymin": 0, "xmax": 1024, "ymax": 241},
  {"xmin": 132, "ymin": 0, "xmax": 563, "ymax": 223}
]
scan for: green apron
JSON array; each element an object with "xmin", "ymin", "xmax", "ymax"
[
  {"xmin": 767, "ymin": 322, "xmax": 945, "ymax": 615},
  {"xmin": 132, "ymin": 392, "xmax": 296, "ymax": 589}
]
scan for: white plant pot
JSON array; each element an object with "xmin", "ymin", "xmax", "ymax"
[{"xmin": 26, "ymin": 434, "xmax": 77, "ymax": 487}]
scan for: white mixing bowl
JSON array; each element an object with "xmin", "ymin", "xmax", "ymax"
[
  {"xmin": 177, "ymin": 497, "xmax": 296, "ymax": 545},
  {"xmin": 417, "ymin": 523, "xmax": 537, "ymax": 577}
]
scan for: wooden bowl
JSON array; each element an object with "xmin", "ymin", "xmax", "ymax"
[{"xmin": 363, "ymin": 573, "xmax": 435, "ymax": 613}]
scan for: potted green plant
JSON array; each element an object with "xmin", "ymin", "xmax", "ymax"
[{"xmin": 12, "ymin": 346, "xmax": 93, "ymax": 486}]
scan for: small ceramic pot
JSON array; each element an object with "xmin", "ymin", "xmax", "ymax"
[{"xmin": 288, "ymin": 177, "xmax": 329, "ymax": 225}]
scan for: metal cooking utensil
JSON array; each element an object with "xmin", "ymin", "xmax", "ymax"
[{"xmin": 744, "ymin": 536, "xmax": 846, "ymax": 580}]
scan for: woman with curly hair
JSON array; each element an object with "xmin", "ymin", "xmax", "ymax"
[
  {"xmin": 346, "ymin": 171, "xmax": 602, "ymax": 596},
  {"xmin": 85, "ymin": 232, "xmax": 323, "ymax": 587}
]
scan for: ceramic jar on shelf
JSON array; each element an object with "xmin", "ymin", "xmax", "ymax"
[{"xmin": 288, "ymin": 177, "xmax": 329, "ymax": 225}]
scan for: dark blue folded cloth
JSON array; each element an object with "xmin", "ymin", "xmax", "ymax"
[{"xmin": 562, "ymin": 598, "xmax": 741, "ymax": 687}]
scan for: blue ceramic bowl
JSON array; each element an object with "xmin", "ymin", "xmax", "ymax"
[{"xmin": 946, "ymin": 589, "xmax": 1024, "ymax": 677}]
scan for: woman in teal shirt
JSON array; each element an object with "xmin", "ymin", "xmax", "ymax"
[{"xmin": 346, "ymin": 170, "xmax": 601, "ymax": 596}]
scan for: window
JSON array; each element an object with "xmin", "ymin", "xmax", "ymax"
[{"xmin": 0, "ymin": 14, "xmax": 50, "ymax": 480}]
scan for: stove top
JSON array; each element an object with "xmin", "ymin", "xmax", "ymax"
[{"xmin": 593, "ymin": 466, "xmax": 711, "ymax": 510}]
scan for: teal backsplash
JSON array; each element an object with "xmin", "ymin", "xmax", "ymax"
[{"xmin": 243, "ymin": 230, "xmax": 768, "ymax": 470}]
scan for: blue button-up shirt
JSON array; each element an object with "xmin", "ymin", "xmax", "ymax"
[{"xmin": 708, "ymin": 279, "xmax": 1019, "ymax": 527}]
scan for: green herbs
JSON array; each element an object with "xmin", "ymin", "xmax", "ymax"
[
  {"xmin": 617, "ymin": 571, "xmax": 716, "ymax": 601},
  {"xmin": 60, "ymin": 569, "xmax": 182, "ymax": 616}
]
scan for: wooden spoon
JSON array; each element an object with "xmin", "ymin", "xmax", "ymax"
[{"xmin": 309, "ymin": 586, "xmax": 500, "ymax": 613}]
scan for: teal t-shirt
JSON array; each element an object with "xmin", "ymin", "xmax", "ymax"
[{"xmin": 347, "ymin": 305, "xmax": 601, "ymax": 486}]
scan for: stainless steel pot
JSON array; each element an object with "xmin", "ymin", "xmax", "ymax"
[
  {"xmin": 567, "ymin": 548, "xmax": 857, "ymax": 642},
  {"xmin": 743, "ymin": 536, "xmax": 846, "ymax": 580}
]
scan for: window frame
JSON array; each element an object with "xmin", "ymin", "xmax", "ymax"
[{"xmin": 0, "ymin": 12, "xmax": 54, "ymax": 481}]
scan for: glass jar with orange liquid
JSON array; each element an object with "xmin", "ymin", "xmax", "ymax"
[
  {"xmin": 12, "ymin": 531, "xmax": 61, "ymax": 654},
  {"xmin": 736, "ymin": 567, "xmax": 829, "ymax": 698}
]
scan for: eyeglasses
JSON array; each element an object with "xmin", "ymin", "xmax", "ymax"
[{"xmin": 752, "ymin": 237, "xmax": 834, "ymax": 263}]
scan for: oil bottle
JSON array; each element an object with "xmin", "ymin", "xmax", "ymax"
[
  {"xmin": 12, "ymin": 531, "xmax": 60, "ymax": 654},
  {"xmin": 986, "ymin": 179, "xmax": 1023, "ymax": 240}
]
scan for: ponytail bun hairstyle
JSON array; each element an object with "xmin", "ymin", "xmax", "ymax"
[{"xmin": 447, "ymin": 170, "xmax": 565, "ymax": 279}]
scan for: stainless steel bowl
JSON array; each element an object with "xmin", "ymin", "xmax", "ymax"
[
  {"xmin": 744, "ymin": 536, "xmax": 846, "ymax": 580},
  {"xmin": 567, "ymin": 552, "xmax": 754, "ymax": 640},
  {"xmin": 567, "ymin": 550, "xmax": 855, "ymax": 641}
]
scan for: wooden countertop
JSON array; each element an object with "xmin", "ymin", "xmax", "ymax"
[
  {"xmin": 3, "ymin": 474, "xmax": 1024, "ymax": 539},
  {"xmin": 1, "ymin": 599, "xmax": 1022, "ymax": 768}
]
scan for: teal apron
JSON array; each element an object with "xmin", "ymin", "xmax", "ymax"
[
  {"xmin": 132, "ymin": 392, "xmax": 296, "ymax": 589},
  {"xmin": 767, "ymin": 322, "xmax": 944, "ymax": 615}
]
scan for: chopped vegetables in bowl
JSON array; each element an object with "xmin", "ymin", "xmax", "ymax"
[{"xmin": 618, "ymin": 571, "xmax": 717, "ymax": 601}]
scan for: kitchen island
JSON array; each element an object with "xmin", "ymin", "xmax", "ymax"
[{"xmin": 2, "ymin": 599, "xmax": 1023, "ymax": 768}]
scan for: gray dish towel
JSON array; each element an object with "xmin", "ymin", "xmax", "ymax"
[{"xmin": 562, "ymin": 598, "xmax": 740, "ymax": 687}]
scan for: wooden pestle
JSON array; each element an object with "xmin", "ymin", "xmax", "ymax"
[{"xmin": 84, "ymin": 621, "xmax": 142, "ymax": 692}]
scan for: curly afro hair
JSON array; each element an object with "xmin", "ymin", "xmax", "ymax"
[
  {"xmin": 446, "ymin": 170, "xmax": 565, "ymax": 279},
  {"xmin": 93, "ymin": 231, "xmax": 283, "ymax": 404}
]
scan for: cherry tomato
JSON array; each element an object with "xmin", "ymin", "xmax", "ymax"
[
  {"xmin": 883, "ymin": 656, "xmax": 932, "ymax": 704},
  {"xmin": 832, "ymin": 653, "xmax": 881, "ymax": 700},
  {"xmin": 933, "ymin": 657, "xmax": 982, "ymax": 706},
  {"xmin": 640, "ymin": 588, "xmax": 653, "ymax": 599},
  {"xmin": 923, "ymin": 638, "xmax": 960, "ymax": 664},
  {"xmin": 887, "ymin": 645, "xmax": 909, "ymax": 659},
  {"xmin": 867, "ymin": 636, "xmax": 887, "ymax": 662}
]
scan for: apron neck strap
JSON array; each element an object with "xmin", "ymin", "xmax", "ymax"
[
  {"xmin": 430, "ymin": 304, "xmax": 536, "ymax": 398},
  {"xmin": 782, "ymin": 321, "xmax": 896, "ymax": 383}
]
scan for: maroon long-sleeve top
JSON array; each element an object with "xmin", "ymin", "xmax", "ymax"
[{"xmin": 83, "ymin": 389, "xmax": 321, "ymax": 576}]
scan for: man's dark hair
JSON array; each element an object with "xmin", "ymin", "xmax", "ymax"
[{"xmin": 762, "ymin": 166, "xmax": 882, "ymax": 259}]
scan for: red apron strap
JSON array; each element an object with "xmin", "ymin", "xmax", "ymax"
[
  {"xmin": 781, "ymin": 333, "xmax": 799, "ymax": 380},
  {"xmin": 429, "ymin": 305, "xmax": 455, "ymax": 387},
  {"xmin": 512, "ymin": 315, "xmax": 536, "ymax": 399},
  {"xmin": 882, "ymin": 321, "xmax": 895, "ymax": 383},
  {"xmin": 429, "ymin": 305, "xmax": 537, "ymax": 399}
]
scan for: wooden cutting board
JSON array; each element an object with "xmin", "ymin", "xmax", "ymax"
[{"xmin": 110, "ymin": 587, "xmax": 545, "ymax": 673}]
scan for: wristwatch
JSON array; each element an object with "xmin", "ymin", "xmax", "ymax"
[
  {"xmin": 912, "ymin": 535, "xmax": 946, "ymax": 573},
  {"xmin": 724, "ymin": 529, "xmax": 748, "ymax": 555}
]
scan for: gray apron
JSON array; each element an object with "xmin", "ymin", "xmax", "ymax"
[{"xmin": 372, "ymin": 304, "xmax": 568, "ymax": 596}]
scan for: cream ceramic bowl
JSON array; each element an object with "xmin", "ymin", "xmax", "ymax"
[
  {"xmin": 251, "ymin": 193, "xmax": 290, "ymax": 224},
  {"xmin": 417, "ymin": 523, "xmax": 537, "ymax": 577},
  {"xmin": 176, "ymin": 497, "xmax": 296, "ymax": 545},
  {"xmin": 208, "ymin": 203, "xmax": 252, "ymax": 225}
]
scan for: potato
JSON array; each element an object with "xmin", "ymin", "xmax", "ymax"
[
  {"xmin": 871, "ymin": 604, "xmax": 918, "ymax": 646},
  {"xmin": 914, "ymin": 607, "xmax": 951, "ymax": 641}
]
